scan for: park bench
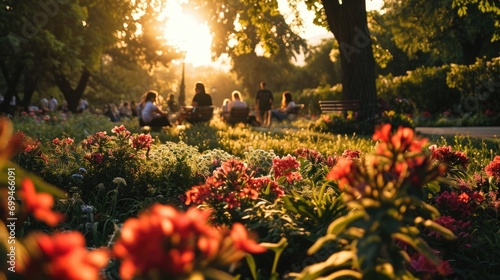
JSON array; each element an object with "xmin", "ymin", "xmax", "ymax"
[
  {"xmin": 319, "ymin": 100, "xmax": 360, "ymax": 117},
  {"xmin": 180, "ymin": 106, "xmax": 214, "ymax": 124},
  {"xmin": 223, "ymin": 107, "xmax": 250, "ymax": 126}
]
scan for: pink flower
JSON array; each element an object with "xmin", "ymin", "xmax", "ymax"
[{"xmin": 131, "ymin": 133, "xmax": 154, "ymax": 150}]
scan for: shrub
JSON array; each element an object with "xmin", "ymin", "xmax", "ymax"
[
  {"xmin": 446, "ymin": 56, "xmax": 500, "ymax": 117},
  {"xmin": 377, "ymin": 65, "xmax": 460, "ymax": 114}
]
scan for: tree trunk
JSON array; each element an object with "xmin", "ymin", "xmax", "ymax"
[
  {"xmin": 0, "ymin": 61, "xmax": 23, "ymax": 116},
  {"xmin": 20, "ymin": 68, "xmax": 40, "ymax": 112},
  {"xmin": 54, "ymin": 70, "xmax": 90, "ymax": 113},
  {"xmin": 321, "ymin": 0, "xmax": 377, "ymax": 119}
]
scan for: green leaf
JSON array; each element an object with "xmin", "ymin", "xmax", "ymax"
[
  {"xmin": 245, "ymin": 254, "xmax": 258, "ymax": 280},
  {"xmin": 293, "ymin": 251, "xmax": 357, "ymax": 280},
  {"xmin": 392, "ymin": 233, "xmax": 441, "ymax": 266},
  {"xmin": 327, "ymin": 210, "xmax": 365, "ymax": 235},
  {"xmin": 421, "ymin": 219, "xmax": 457, "ymax": 240}
]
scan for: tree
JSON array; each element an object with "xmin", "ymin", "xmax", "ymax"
[
  {"xmin": 303, "ymin": 38, "xmax": 342, "ymax": 87},
  {"xmin": 384, "ymin": 0, "xmax": 499, "ymax": 65},
  {"xmin": 187, "ymin": 0, "xmax": 377, "ymax": 118},
  {"xmin": 452, "ymin": 0, "xmax": 500, "ymax": 41},
  {"xmin": 0, "ymin": 0, "xmax": 182, "ymax": 113}
]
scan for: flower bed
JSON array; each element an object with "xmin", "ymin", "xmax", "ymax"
[{"xmin": 1, "ymin": 117, "xmax": 499, "ymax": 279}]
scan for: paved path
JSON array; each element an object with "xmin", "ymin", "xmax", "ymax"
[{"xmin": 416, "ymin": 127, "xmax": 500, "ymax": 139}]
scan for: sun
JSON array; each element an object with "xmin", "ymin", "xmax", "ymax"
[{"xmin": 162, "ymin": 4, "xmax": 213, "ymax": 67}]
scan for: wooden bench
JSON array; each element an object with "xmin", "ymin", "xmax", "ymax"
[
  {"xmin": 319, "ymin": 100, "xmax": 360, "ymax": 117},
  {"xmin": 223, "ymin": 107, "xmax": 250, "ymax": 125},
  {"xmin": 180, "ymin": 106, "xmax": 214, "ymax": 124}
]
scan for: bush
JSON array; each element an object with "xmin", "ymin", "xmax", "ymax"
[
  {"xmin": 446, "ymin": 56, "xmax": 500, "ymax": 118},
  {"xmin": 377, "ymin": 65, "xmax": 460, "ymax": 114}
]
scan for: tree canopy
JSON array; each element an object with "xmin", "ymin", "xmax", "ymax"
[{"xmin": 0, "ymin": 0, "xmax": 183, "ymax": 113}]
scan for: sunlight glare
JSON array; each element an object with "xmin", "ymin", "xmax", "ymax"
[{"xmin": 163, "ymin": 3, "xmax": 213, "ymax": 66}]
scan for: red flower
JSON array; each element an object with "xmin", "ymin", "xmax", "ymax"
[
  {"xmin": 485, "ymin": 155, "xmax": 500, "ymax": 180},
  {"xmin": 20, "ymin": 178, "xmax": 64, "ymax": 226},
  {"xmin": 326, "ymin": 157, "xmax": 353, "ymax": 189},
  {"xmin": 230, "ymin": 223, "xmax": 266, "ymax": 254},
  {"xmin": 23, "ymin": 231, "xmax": 109, "ymax": 280},
  {"xmin": 341, "ymin": 149, "xmax": 361, "ymax": 159},
  {"xmin": 112, "ymin": 204, "xmax": 264, "ymax": 279},
  {"xmin": 272, "ymin": 155, "xmax": 302, "ymax": 183},
  {"xmin": 372, "ymin": 123, "xmax": 392, "ymax": 142},
  {"xmin": 429, "ymin": 145, "xmax": 469, "ymax": 168}
]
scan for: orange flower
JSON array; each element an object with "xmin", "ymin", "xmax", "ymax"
[
  {"xmin": 230, "ymin": 223, "xmax": 266, "ymax": 254},
  {"xmin": 113, "ymin": 204, "xmax": 266, "ymax": 279},
  {"xmin": 23, "ymin": 231, "xmax": 109, "ymax": 280},
  {"xmin": 326, "ymin": 157, "xmax": 353, "ymax": 189},
  {"xmin": 0, "ymin": 118, "xmax": 25, "ymax": 164},
  {"xmin": 20, "ymin": 178, "xmax": 64, "ymax": 226},
  {"xmin": 113, "ymin": 205, "xmax": 221, "ymax": 279}
]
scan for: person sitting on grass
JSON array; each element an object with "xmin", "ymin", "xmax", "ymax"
[{"xmin": 267, "ymin": 91, "xmax": 295, "ymax": 126}]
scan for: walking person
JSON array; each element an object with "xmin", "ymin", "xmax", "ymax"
[{"xmin": 254, "ymin": 81, "xmax": 273, "ymax": 127}]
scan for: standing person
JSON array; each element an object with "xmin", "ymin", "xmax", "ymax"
[
  {"xmin": 268, "ymin": 91, "xmax": 296, "ymax": 126},
  {"xmin": 191, "ymin": 82, "xmax": 213, "ymax": 106},
  {"xmin": 255, "ymin": 81, "xmax": 274, "ymax": 127},
  {"xmin": 138, "ymin": 90, "xmax": 174, "ymax": 127},
  {"xmin": 48, "ymin": 96, "xmax": 58, "ymax": 111}
]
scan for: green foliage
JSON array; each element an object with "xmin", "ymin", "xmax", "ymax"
[
  {"xmin": 13, "ymin": 113, "xmax": 116, "ymax": 143},
  {"xmin": 384, "ymin": 0, "xmax": 499, "ymax": 64},
  {"xmin": 377, "ymin": 65, "xmax": 461, "ymax": 114},
  {"xmin": 447, "ymin": 56, "xmax": 500, "ymax": 116},
  {"xmin": 452, "ymin": 0, "xmax": 500, "ymax": 41},
  {"xmin": 294, "ymin": 125, "xmax": 455, "ymax": 279},
  {"xmin": 6, "ymin": 114, "xmax": 500, "ymax": 278}
]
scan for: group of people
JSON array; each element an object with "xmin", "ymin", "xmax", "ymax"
[
  {"xmin": 108, "ymin": 80, "xmax": 295, "ymax": 129},
  {"xmin": 220, "ymin": 81, "xmax": 296, "ymax": 127},
  {"xmin": 136, "ymin": 82, "xmax": 213, "ymax": 128}
]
